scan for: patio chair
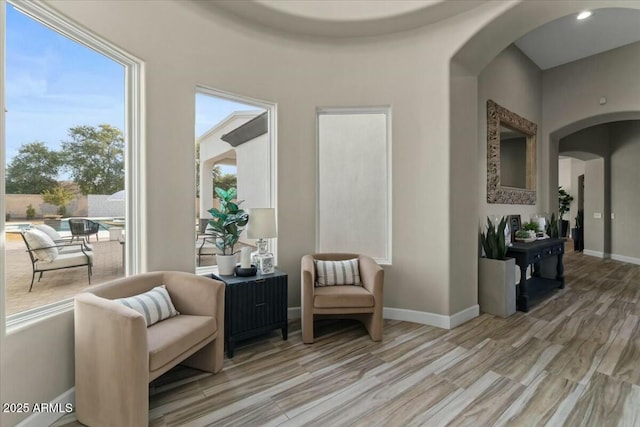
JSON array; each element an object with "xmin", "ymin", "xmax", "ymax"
[
  {"xmin": 196, "ymin": 219, "xmax": 219, "ymax": 266},
  {"xmin": 196, "ymin": 233, "xmax": 219, "ymax": 266},
  {"xmin": 69, "ymin": 218, "xmax": 101, "ymax": 243},
  {"xmin": 34, "ymin": 223, "xmax": 93, "ymax": 252},
  {"xmin": 20, "ymin": 229, "xmax": 93, "ymax": 292}
]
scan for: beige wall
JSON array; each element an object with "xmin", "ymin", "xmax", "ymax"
[
  {"xmin": 4, "ymin": 195, "xmax": 87, "ymax": 220},
  {"xmin": 1, "ymin": 1, "xmax": 510, "ymax": 423},
  {"xmin": 584, "ymin": 158, "xmax": 606, "ymax": 255},
  {"xmin": 1, "ymin": 313, "xmax": 75, "ymax": 426},
  {"xmin": 3, "ymin": 1, "xmax": 640, "ymax": 424},
  {"xmin": 543, "ymin": 41, "xmax": 640, "ymax": 212},
  {"xmin": 559, "ymin": 120, "xmax": 640, "ymax": 261},
  {"xmin": 610, "ymin": 121, "xmax": 640, "ymax": 261},
  {"xmin": 477, "ymin": 44, "xmax": 543, "ymax": 225}
]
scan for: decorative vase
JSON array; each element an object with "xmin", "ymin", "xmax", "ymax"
[
  {"xmin": 478, "ymin": 257, "xmax": 516, "ymax": 317},
  {"xmin": 216, "ymin": 253, "xmax": 238, "ymax": 276}
]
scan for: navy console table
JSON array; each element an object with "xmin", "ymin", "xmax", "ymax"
[
  {"xmin": 506, "ymin": 238, "xmax": 565, "ymax": 312},
  {"xmin": 211, "ymin": 269, "xmax": 288, "ymax": 358}
]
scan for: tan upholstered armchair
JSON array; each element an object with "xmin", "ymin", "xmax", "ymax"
[
  {"xmin": 301, "ymin": 253, "xmax": 384, "ymax": 344},
  {"xmin": 74, "ymin": 271, "xmax": 225, "ymax": 426}
]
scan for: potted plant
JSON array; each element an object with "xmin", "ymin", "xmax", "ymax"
[
  {"xmin": 558, "ymin": 187, "xmax": 574, "ymax": 238},
  {"xmin": 207, "ymin": 187, "xmax": 249, "ymax": 275},
  {"xmin": 572, "ymin": 208, "xmax": 584, "ymax": 251},
  {"xmin": 479, "ymin": 216, "xmax": 516, "ymax": 317},
  {"xmin": 515, "ymin": 229, "xmax": 534, "ymax": 242},
  {"xmin": 545, "ymin": 212, "xmax": 559, "ymax": 238},
  {"xmin": 520, "ymin": 221, "xmax": 540, "ymax": 241}
]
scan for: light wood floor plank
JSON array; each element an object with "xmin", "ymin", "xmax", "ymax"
[{"xmin": 56, "ymin": 246, "xmax": 640, "ymax": 427}]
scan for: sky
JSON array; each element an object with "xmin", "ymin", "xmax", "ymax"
[
  {"xmin": 4, "ymin": 3, "xmax": 124, "ymax": 163},
  {"xmin": 4, "ymin": 3, "xmax": 257, "ymax": 176}
]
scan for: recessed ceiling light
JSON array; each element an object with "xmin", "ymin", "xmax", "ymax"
[{"xmin": 577, "ymin": 11, "xmax": 592, "ymax": 20}]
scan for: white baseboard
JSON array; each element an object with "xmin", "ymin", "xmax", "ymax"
[
  {"xmin": 383, "ymin": 305, "xmax": 479, "ymax": 329},
  {"xmin": 15, "ymin": 388, "xmax": 75, "ymax": 427},
  {"xmin": 288, "ymin": 305, "xmax": 478, "ymax": 329},
  {"xmin": 583, "ymin": 249, "xmax": 605, "ymax": 258},
  {"xmin": 449, "ymin": 305, "xmax": 481, "ymax": 328},
  {"xmin": 611, "ymin": 253, "xmax": 640, "ymax": 266}
]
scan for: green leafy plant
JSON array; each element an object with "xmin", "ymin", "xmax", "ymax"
[
  {"xmin": 42, "ymin": 185, "xmax": 75, "ymax": 216},
  {"xmin": 545, "ymin": 212, "xmax": 559, "ymax": 238},
  {"xmin": 480, "ymin": 216, "xmax": 507, "ymax": 260},
  {"xmin": 26, "ymin": 204, "xmax": 36, "ymax": 220},
  {"xmin": 558, "ymin": 187, "xmax": 574, "ymax": 220},
  {"xmin": 522, "ymin": 221, "xmax": 540, "ymax": 232},
  {"xmin": 515, "ymin": 229, "xmax": 531, "ymax": 239},
  {"xmin": 207, "ymin": 187, "xmax": 249, "ymax": 255}
]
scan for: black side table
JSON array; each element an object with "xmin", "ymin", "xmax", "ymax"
[
  {"xmin": 211, "ymin": 269, "xmax": 288, "ymax": 358},
  {"xmin": 506, "ymin": 238, "xmax": 565, "ymax": 312}
]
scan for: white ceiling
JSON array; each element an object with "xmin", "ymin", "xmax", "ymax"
[
  {"xmin": 205, "ymin": 0, "xmax": 487, "ymax": 38},
  {"xmin": 199, "ymin": 2, "xmax": 640, "ymax": 69},
  {"xmin": 514, "ymin": 8, "xmax": 640, "ymax": 70}
]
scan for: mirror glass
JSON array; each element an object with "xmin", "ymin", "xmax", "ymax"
[
  {"xmin": 499, "ymin": 124, "xmax": 527, "ymax": 188},
  {"xmin": 487, "ymin": 100, "xmax": 537, "ymax": 205}
]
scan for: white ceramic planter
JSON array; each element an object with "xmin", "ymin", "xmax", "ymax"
[
  {"xmin": 478, "ymin": 257, "xmax": 516, "ymax": 317},
  {"xmin": 216, "ymin": 253, "xmax": 238, "ymax": 276}
]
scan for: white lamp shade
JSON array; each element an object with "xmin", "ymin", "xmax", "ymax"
[{"xmin": 247, "ymin": 208, "xmax": 277, "ymax": 239}]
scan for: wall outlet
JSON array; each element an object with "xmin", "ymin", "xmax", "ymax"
[
  {"xmin": 594, "ymin": 212, "xmax": 602, "ymax": 219},
  {"xmin": 611, "ymin": 213, "xmax": 615, "ymax": 219}
]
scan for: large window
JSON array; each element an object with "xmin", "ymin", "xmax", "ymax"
[
  {"xmin": 194, "ymin": 87, "xmax": 276, "ymax": 272},
  {"xmin": 1, "ymin": 0, "xmax": 142, "ymax": 327},
  {"xmin": 317, "ymin": 107, "xmax": 392, "ymax": 264}
]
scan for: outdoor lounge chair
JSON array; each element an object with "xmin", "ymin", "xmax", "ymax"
[
  {"xmin": 20, "ymin": 229, "xmax": 93, "ymax": 292},
  {"xmin": 34, "ymin": 223, "xmax": 93, "ymax": 252},
  {"xmin": 69, "ymin": 218, "xmax": 101, "ymax": 243},
  {"xmin": 196, "ymin": 219, "xmax": 219, "ymax": 266},
  {"xmin": 196, "ymin": 233, "xmax": 219, "ymax": 266}
]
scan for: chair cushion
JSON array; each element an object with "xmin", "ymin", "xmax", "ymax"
[
  {"xmin": 147, "ymin": 314, "xmax": 217, "ymax": 372},
  {"xmin": 36, "ymin": 251, "xmax": 93, "ymax": 270},
  {"xmin": 34, "ymin": 224, "xmax": 63, "ymax": 242},
  {"xmin": 115, "ymin": 285, "xmax": 179, "ymax": 326},
  {"xmin": 24, "ymin": 229, "xmax": 58, "ymax": 262},
  {"xmin": 313, "ymin": 285, "xmax": 374, "ymax": 308},
  {"xmin": 315, "ymin": 258, "xmax": 361, "ymax": 286}
]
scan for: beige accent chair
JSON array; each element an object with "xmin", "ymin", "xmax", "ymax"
[
  {"xmin": 301, "ymin": 253, "xmax": 384, "ymax": 344},
  {"xmin": 74, "ymin": 271, "xmax": 225, "ymax": 426}
]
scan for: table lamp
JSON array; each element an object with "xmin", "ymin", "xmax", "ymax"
[{"xmin": 247, "ymin": 208, "xmax": 277, "ymax": 274}]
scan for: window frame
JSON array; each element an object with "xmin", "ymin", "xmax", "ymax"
[
  {"xmin": 1, "ymin": 0, "xmax": 144, "ymax": 331},
  {"xmin": 316, "ymin": 106, "xmax": 393, "ymax": 265},
  {"xmin": 194, "ymin": 85, "xmax": 278, "ymax": 275}
]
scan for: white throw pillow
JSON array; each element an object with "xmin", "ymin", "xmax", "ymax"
[
  {"xmin": 115, "ymin": 285, "xmax": 179, "ymax": 326},
  {"xmin": 23, "ymin": 229, "xmax": 58, "ymax": 262},
  {"xmin": 315, "ymin": 258, "xmax": 361, "ymax": 287},
  {"xmin": 33, "ymin": 224, "xmax": 62, "ymax": 242}
]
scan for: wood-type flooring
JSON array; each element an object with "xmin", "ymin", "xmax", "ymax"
[{"xmin": 57, "ymin": 248, "xmax": 640, "ymax": 426}]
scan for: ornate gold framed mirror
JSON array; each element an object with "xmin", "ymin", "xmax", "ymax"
[{"xmin": 487, "ymin": 99, "xmax": 537, "ymax": 205}]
